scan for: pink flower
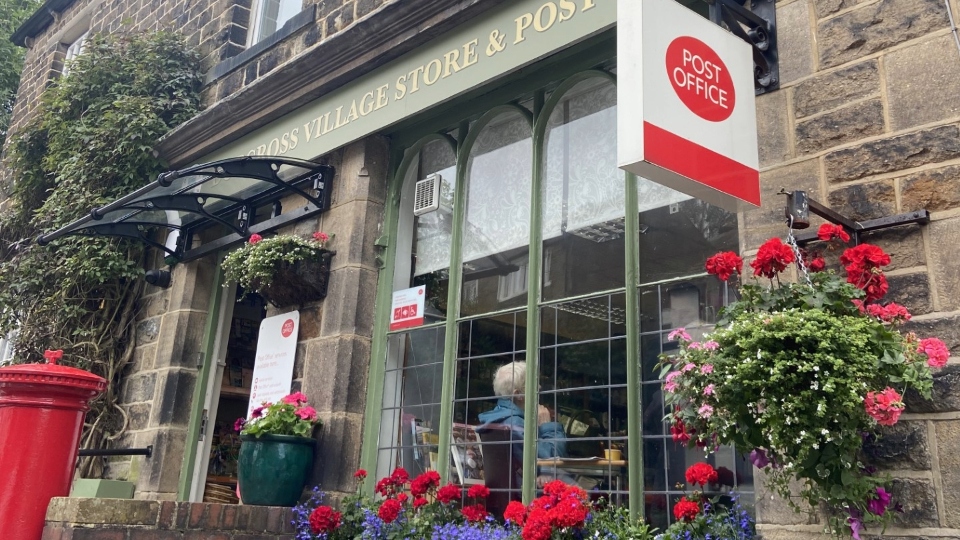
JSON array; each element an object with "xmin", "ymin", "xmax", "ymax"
[
  {"xmin": 703, "ymin": 384, "xmax": 715, "ymax": 396},
  {"xmin": 700, "ymin": 364, "xmax": 714, "ymax": 374},
  {"xmin": 919, "ymin": 337, "xmax": 949, "ymax": 369},
  {"xmin": 296, "ymin": 406, "xmax": 318, "ymax": 421},
  {"xmin": 668, "ymin": 328, "xmax": 692, "ymax": 342},
  {"xmin": 698, "ymin": 404, "xmax": 714, "ymax": 418},
  {"xmin": 688, "ymin": 342, "xmax": 702, "ymax": 350},
  {"xmin": 664, "ymin": 371, "xmax": 682, "ymax": 393},
  {"xmin": 866, "ymin": 303, "xmax": 912, "ymax": 324},
  {"xmin": 682, "ymin": 363, "xmax": 696, "ymax": 373},
  {"xmin": 233, "ymin": 418, "xmax": 246, "ymax": 432},
  {"xmin": 251, "ymin": 406, "xmax": 266, "ymax": 418},
  {"xmin": 282, "ymin": 391, "xmax": 309, "ymax": 405},
  {"xmin": 702, "ymin": 341, "xmax": 719, "ymax": 351},
  {"xmin": 248, "ymin": 233, "xmax": 263, "ymax": 244},
  {"xmin": 864, "ymin": 387, "xmax": 904, "ymax": 426},
  {"xmin": 313, "ymin": 231, "xmax": 330, "ymax": 242}
]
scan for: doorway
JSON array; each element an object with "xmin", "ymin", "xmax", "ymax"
[{"xmin": 188, "ymin": 285, "xmax": 267, "ymax": 503}]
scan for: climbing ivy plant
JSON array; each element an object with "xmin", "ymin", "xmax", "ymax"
[{"xmin": 0, "ymin": 31, "xmax": 202, "ymax": 476}]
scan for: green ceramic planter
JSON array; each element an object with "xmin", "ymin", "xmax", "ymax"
[{"xmin": 238, "ymin": 433, "xmax": 316, "ymax": 506}]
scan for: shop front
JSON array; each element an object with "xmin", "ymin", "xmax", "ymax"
[{"xmin": 39, "ymin": 0, "xmax": 756, "ymax": 529}]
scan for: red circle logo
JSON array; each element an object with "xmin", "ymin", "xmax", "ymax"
[
  {"xmin": 281, "ymin": 319, "xmax": 295, "ymax": 338},
  {"xmin": 665, "ymin": 36, "xmax": 735, "ymax": 122}
]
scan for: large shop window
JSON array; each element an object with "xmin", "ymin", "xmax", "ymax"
[{"xmin": 373, "ymin": 69, "xmax": 752, "ymax": 529}]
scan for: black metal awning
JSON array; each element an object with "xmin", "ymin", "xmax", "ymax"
[{"xmin": 37, "ymin": 157, "xmax": 335, "ymax": 263}]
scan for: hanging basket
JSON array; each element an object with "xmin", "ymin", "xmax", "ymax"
[{"xmin": 256, "ymin": 250, "xmax": 334, "ymax": 308}]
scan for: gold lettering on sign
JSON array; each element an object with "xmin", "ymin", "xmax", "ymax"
[{"xmin": 243, "ymin": 0, "xmax": 604, "ymax": 156}]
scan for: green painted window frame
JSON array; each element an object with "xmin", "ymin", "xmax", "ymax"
[{"xmin": 360, "ymin": 67, "xmax": 650, "ymax": 516}]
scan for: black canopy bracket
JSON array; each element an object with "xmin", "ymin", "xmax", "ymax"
[
  {"xmin": 709, "ymin": 0, "xmax": 779, "ymax": 95},
  {"xmin": 36, "ymin": 157, "xmax": 336, "ymax": 263},
  {"xmin": 781, "ymin": 190, "xmax": 931, "ymax": 246}
]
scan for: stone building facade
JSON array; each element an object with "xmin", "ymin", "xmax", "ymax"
[{"xmin": 3, "ymin": 0, "xmax": 960, "ymax": 537}]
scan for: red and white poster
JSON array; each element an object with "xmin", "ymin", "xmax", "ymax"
[
  {"xmin": 390, "ymin": 286, "xmax": 425, "ymax": 331},
  {"xmin": 618, "ymin": 0, "xmax": 760, "ymax": 211},
  {"xmin": 247, "ymin": 311, "xmax": 299, "ymax": 418}
]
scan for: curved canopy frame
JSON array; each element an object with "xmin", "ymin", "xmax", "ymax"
[{"xmin": 37, "ymin": 156, "xmax": 335, "ymax": 263}]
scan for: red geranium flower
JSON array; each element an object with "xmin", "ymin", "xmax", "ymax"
[
  {"xmin": 919, "ymin": 337, "xmax": 950, "ymax": 368},
  {"xmin": 467, "ymin": 484, "xmax": 490, "ymax": 499},
  {"xmin": 436, "ymin": 483, "xmax": 461, "ymax": 504},
  {"xmin": 817, "ymin": 223, "xmax": 851, "ymax": 243},
  {"xmin": 413, "ymin": 496, "xmax": 428, "ymax": 508},
  {"xmin": 685, "ymin": 463, "xmax": 719, "ymax": 487},
  {"xmin": 354, "ymin": 469, "xmax": 367, "ymax": 480},
  {"xmin": 410, "ymin": 470, "xmax": 441, "ymax": 497},
  {"xmin": 378, "ymin": 498, "xmax": 402, "ymax": 523},
  {"xmin": 750, "ymin": 238, "xmax": 795, "ymax": 279},
  {"xmin": 504, "ymin": 500, "xmax": 527, "ymax": 525},
  {"xmin": 248, "ymin": 233, "xmax": 262, "ymax": 244},
  {"xmin": 309, "ymin": 505, "xmax": 341, "ymax": 534},
  {"xmin": 705, "ymin": 251, "xmax": 743, "ymax": 282},
  {"xmin": 673, "ymin": 496, "xmax": 700, "ymax": 522},
  {"xmin": 462, "ymin": 504, "xmax": 489, "ymax": 522}
]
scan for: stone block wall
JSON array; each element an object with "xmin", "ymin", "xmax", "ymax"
[
  {"xmin": 42, "ymin": 497, "xmax": 295, "ymax": 539},
  {"xmin": 751, "ymin": 0, "xmax": 960, "ymax": 536}
]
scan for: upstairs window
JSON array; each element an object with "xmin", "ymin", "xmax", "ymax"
[
  {"xmin": 249, "ymin": 0, "xmax": 302, "ymax": 45},
  {"xmin": 61, "ymin": 29, "xmax": 89, "ymax": 76}
]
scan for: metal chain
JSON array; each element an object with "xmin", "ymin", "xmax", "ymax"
[{"xmin": 785, "ymin": 215, "xmax": 813, "ymax": 286}]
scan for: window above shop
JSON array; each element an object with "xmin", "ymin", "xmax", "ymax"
[{"xmin": 248, "ymin": 0, "xmax": 303, "ymax": 46}]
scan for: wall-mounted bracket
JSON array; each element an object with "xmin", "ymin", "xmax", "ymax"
[
  {"xmin": 781, "ymin": 190, "xmax": 931, "ymax": 245},
  {"xmin": 709, "ymin": 0, "xmax": 779, "ymax": 95}
]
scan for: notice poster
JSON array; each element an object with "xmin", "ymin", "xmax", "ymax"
[
  {"xmin": 389, "ymin": 286, "xmax": 425, "ymax": 331},
  {"xmin": 247, "ymin": 311, "xmax": 300, "ymax": 418}
]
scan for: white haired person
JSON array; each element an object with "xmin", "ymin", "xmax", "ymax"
[{"xmin": 477, "ymin": 361, "xmax": 567, "ymax": 458}]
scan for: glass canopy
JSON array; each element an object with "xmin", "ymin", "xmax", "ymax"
[{"xmin": 37, "ymin": 157, "xmax": 334, "ymax": 262}]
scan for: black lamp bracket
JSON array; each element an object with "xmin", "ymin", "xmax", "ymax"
[
  {"xmin": 780, "ymin": 189, "xmax": 931, "ymax": 246},
  {"xmin": 708, "ymin": 0, "xmax": 779, "ymax": 95}
]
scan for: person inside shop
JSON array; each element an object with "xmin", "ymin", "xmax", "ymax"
[{"xmin": 477, "ymin": 360, "xmax": 573, "ymax": 496}]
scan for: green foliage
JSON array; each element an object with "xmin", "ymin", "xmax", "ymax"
[
  {"xmin": 221, "ymin": 232, "xmax": 330, "ymax": 295},
  {"xmin": 239, "ymin": 392, "xmax": 321, "ymax": 438},
  {"xmin": 660, "ymin": 265, "xmax": 937, "ymax": 536},
  {"xmin": 0, "ymin": 0, "xmax": 41, "ymax": 146},
  {"xmin": 0, "ymin": 31, "xmax": 202, "ymax": 475}
]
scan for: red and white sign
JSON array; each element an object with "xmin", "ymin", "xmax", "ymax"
[
  {"xmin": 390, "ymin": 286, "xmax": 425, "ymax": 331},
  {"xmin": 618, "ymin": 0, "xmax": 760, "ymax": 211},
  {"xmin": 247, "ymin": 310, "xmax": 299, "ymax": 418}
]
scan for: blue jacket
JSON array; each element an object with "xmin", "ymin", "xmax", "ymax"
[{"xmin": 476, "ymin": 398, "xmax": 567, "ymax": 458}]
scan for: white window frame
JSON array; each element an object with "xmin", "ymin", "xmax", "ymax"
[
  {"xmin": 247, "ymin": 0, "xmax": 302, "ymax": 46},
  {"xmin": 61, "ymin": 30, "xmax": 89, "ymax": 76}
]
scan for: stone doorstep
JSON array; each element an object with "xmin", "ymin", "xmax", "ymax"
[{"xmin": 44, "ymin": 497, "xmax": 296, "ymax": 535}]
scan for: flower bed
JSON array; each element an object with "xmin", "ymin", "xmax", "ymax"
[{"xmin": 294, "ymin": 465, "xmax": 750, "ymax": 540}]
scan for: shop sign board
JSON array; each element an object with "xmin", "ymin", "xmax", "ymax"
[
  {"xmin": 202, "ymin": 0, "xmax": 615, "ymax": 163},
  {"xmin": 247, "ymin": 311, "xmax": 300, "ymax": 417},
  {"xmin": 617, "ymin": 0, "xmax": 761, "ymax": 211},
  {"xmin": 390, "ymin": 286, "xmax": 426, "ymax": 331}
]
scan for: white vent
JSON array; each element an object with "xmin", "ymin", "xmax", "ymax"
[{"xmin": 413, "ymin": 174, "xmax": 442, "ymax": 216}]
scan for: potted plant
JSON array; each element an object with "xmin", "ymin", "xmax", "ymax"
[
  {"xmin": 660, "ymin": 224, "xmax": 948, "ymax": 538},
  {"xmin": 234, "ymin": 391, "xmax": 321, "ymax": 506},
  {"xmin": 222, "ymin": 231, "xmax": 333, "ymax": 307}
]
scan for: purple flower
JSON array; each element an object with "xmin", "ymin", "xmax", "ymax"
[
  {"xmin": 749, "ymin": 448, "xmax": 770, "ymax": 468},
  {"xmin": 867, "ymin": 486, "xmax": 891, "ymax": 516},
  {"xmin": 847, "ymin": 509, "xmax": 864, "ymax": 540}
]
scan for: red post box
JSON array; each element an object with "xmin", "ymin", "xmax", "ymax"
[{"xmin": 0, "ymin": 350, "xmax": 106, "ymax": 540}]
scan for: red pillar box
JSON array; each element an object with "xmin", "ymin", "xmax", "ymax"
[{"xmin": 0, "ymin": 350, "xmax": 106, "ymax": 540}]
